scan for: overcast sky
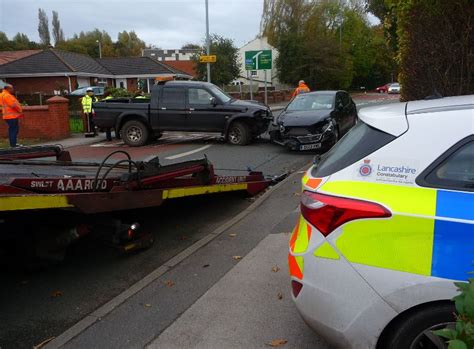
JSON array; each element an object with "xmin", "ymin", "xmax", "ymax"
[{"xmin": 0, "ymin": 0, "xmax": 264, "ymax": 49}]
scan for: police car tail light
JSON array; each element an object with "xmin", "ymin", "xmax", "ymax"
[{"xmin": 301, "ymin": 191, "xmax": 391, "ymax": 236}]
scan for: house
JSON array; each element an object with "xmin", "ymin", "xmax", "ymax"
[
  {"xmin": 97, "ymin": 56, "xmax": 191, "ymax": 92},
  {"xmin": 0, "ymin": 50, "xmax": 42, "ymax": 65},
  {"xmin": 237, "ymin": 37, "xmax": 281, "ymax": 88},
  {"xmin": 142, "ymin": 48, "xmax": 199, "ymax": 62},
  {"xmin": 0, "ymin": 49, "xmax": 192, "ymax": 95}
]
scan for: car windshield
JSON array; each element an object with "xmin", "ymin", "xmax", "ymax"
[
  {"xmin": 208, "ymin": 85, "xmax": 232, "ymax": 103},
  {"xmin": 391, "ymin": 83, "xmax": 400, "ymax": 87},
  {"xmin": 286, "ymin": 94, "xmax": 334, "ymax": 111}
]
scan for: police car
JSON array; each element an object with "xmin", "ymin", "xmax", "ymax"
[{"xmin": 289, "ymin": 95, "xmax": 474, "ymax": 348}]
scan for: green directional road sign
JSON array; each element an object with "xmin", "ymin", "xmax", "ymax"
[{"xmin": 245, "ymin": 50, "xmax": 272, "ymax": 70}]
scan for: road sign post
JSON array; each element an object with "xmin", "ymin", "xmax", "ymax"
[{"xmin": 245, "ymin": 50, "xmax": 272, "ymax": 104}]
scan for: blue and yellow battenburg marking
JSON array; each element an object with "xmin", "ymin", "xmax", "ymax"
[{"xmin": 309, "ymin": 181, "xmax": 474, "ymax": 281}]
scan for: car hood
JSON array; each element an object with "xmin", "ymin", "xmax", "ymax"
[
  {"xmin": 229, "ymin": 99, "xmax": 267, "ymax": 110},
  {"xmin": 278, "ymin": 110, "xmax": 332, "ymax": 127}
]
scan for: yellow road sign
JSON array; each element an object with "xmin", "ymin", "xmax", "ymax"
[{"xmin": 199, "ymin": 55, "xmax": 217, "ymax": 63}]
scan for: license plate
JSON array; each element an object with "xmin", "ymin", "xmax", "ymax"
[{"xmin": 300, "ymin": 143, "xmax": 321, "ymax": 151}]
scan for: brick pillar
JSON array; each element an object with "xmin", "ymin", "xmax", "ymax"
[{"xmin": 46, "ymin": 96, "xmax": 70, "ymax": 139}]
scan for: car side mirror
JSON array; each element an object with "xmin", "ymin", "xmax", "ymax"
[{"xmin": 209, "ymin": 97, "xmax": 217, "ymax": 106}]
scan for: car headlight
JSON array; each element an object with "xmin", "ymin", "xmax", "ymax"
[{"xmin": 321, "ymin": 120, "xmax": 334, "ymax": 133}]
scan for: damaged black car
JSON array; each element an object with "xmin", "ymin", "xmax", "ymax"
[{"xmin": 269, "ymin": 91, "xmax": 358, "ymax": 151}]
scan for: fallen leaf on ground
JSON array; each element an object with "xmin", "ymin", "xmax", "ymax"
[
  {"xmin": 232, "ymin": 255, "xmax": 242, "ymax": 261},
  {"xmin": 164, "ymin": 280, "xmax": 175, "ymax": 287},
  {"xmin": 277, "ymin": 292, "xmax": 283, "ymax": 300},
  {"xmin": 293, "ymin": 192, "xmax": 301, "ymax": 197},
  {"xmin": 50, "ymin": 290, "xmax": 63, "ymax": 297},
  {"xmin": 33, "ymin": 336, "xmax": 55, "ymax": 349},
  {"xmin": 267, "ymin": 339, "xmax": 288, "ymax": 347},
  {"xmin": 144, "ymin": 303, "xmax": 152, "ymax": 308},
  {"xmin": 202, "ymin": 264, "xmax": 210, "ymax": 268},
  {"xmin": 178, "ymin": 235, "xmax": 189, "ymax": 241},
  {"xmin": 228, "ymin": 233, "xmax": 237, "ymax": 238},
  {"xmin": 272, "ymin": 265, "xmax": 280, "ymax": 273}
]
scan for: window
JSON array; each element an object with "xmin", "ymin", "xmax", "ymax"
[
  {"xmin": 418, "ymin": 138, "xmax": 474, "ymax": 191},
  {"xmin": 161, "ymin": 88, "xmax": 186, "ymax": 108},
  {"xmin": 251, "ymin": 70, "xmax": 258, "ymax": 77},
  {"xmin": 188, "ymin": 88, "xmax": 213, "ymax": 105},
  {"xmin": 312, "ymin": 121, "xmax": 396, "ymax": 178},
  {"xmin": 208, "ymin": 85, "xmax": 232, "ymax": 103},
  {"xmin": 286, "ymin": 94, "xmax": 334, "ymax": 111}
]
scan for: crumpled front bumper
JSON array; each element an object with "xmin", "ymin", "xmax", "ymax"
[{"xmin": 269, "ymin": 125, "xmax": 336, "ymax": 151}]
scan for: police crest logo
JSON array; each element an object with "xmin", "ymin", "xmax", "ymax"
[{"xmin": 359, "ymin": 159, "xmax": 372, "ymax": 176}]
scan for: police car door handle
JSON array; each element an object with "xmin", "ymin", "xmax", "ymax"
[
  {"xmin": 189, "ymin": 108, "xmax": 195, "ymax": 111},
  {"xmin": 161, "ymin": 107, "xmax": 167, "ymax": 110}
]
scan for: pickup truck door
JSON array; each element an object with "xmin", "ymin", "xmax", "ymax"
[
  {"xmin": 155, "ymin": 87, "xmax": 188, "ymax": 131},
  {"xmin": 186, "ymin": 87, "xmax": 228, "ymax": 132}
]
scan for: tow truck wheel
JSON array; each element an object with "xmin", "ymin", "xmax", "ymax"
[
  {"xmin": 227, "ymin": 122, "xmax": 250, "ymax": 145},
  {"xmin": 122, "ymin": 120, "xmax": 149, "ymax": 147}
]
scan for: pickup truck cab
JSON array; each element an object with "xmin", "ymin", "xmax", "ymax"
[{"xmin": 93, "ymin": 81, "xmax": 272, "ymax": 146}]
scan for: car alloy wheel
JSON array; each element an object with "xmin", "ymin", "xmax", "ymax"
[
  {"xmin": 409, "ymin": 322, "xmax": 453, "ymax": 349},
  {"xmin": 229, "ymin": 128, "xmax": 242, "ymax": 144},
  {"xmin": 127, "ymin": 126, "xmax": 143, "ymax": 143}
]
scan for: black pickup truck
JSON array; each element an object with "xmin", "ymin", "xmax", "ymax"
[{"xmin": 93, "ymin": 81, "xmax": 272, "ymax": 146}]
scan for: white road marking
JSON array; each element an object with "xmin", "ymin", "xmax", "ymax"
[{"xmin": 165, "ymin": 144, "xmax": 212, "ymax": 160}]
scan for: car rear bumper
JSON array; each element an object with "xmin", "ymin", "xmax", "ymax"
[{"xmin": 292, "ymin": 253, "xmax": 397, "ymax": 348}]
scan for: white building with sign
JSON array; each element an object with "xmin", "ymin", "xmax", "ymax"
[{"xmin": 237, "ymin": 37, "xmax": 282, "ymax": 88}]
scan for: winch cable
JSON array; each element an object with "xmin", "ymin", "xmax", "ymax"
[
  {"xmin": 93, "ymin": 151, "xmax": 133, "ymax": 191},
  {"xmin": 95, "ymin": 159, "xmax": 142, "ymax": 191}
]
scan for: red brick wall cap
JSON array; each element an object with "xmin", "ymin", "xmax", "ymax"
[{"xmin": 46, "ymin": 96, "xmax": 69, "ymax": 104}]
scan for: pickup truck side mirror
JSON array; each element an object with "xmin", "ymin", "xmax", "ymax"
[{"xmin": 209, "ymin": 97, "xmax": 217, "ymax": 106}]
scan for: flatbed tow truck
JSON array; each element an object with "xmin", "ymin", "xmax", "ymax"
[{"xmin": 0, "ymin": 145, "xmax": 274, "ymax": 261}]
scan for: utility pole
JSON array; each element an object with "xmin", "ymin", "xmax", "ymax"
[{"xmin": 205, "ymin": 0, "xmax": 211, "ymax": 82}]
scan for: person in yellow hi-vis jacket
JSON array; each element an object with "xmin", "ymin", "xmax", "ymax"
[{"xmin": 81, "ymin": 87, "xmax": 98, "ymax": 137}]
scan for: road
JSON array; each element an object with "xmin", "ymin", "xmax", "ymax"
[{"xmin": 0, "ymin": 95, "xmax": 398, "ymax": 348}]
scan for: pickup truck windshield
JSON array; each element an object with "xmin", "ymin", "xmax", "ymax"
[{"xmin": 208, "ymin": 85, "xmax": 232, "ymax": 103}]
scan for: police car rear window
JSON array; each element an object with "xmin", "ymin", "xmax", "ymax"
[{"xmin": 312, "ymin": 121, "xmax": 396, "ymax": 178}]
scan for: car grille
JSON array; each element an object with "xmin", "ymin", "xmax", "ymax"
[
  {"xmin": 296, "ymin": 134, "xmax": 322, "ymax": 144},
  {"xmin": 286, "ymin": 128, "xmax": 312, "ymax": 136}
]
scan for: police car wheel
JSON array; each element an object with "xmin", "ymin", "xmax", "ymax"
[
  {"xmin": 122, "ymin": 120, "xmax": 149, "ymax": 147},
  {"xmin": 380, "ymin": 303, "xmax": 455, "ymax": 349}
]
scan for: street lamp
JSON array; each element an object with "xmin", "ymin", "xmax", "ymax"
[
  {"xmin": 96, "ymin": 40, "xmax": 102, "ymax": 59},
  {"xmin": 205, "ymin": 0, "xmax": 210, "ymax": 82}
]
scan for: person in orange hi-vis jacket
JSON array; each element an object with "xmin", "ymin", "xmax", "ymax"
[
  {"xmin": 0, "ymin": 84, "xmax": 23, "ymax": 147},
  {"xmin": 291, "ymin": 80, "xmax": 311, "ymax": 99}
]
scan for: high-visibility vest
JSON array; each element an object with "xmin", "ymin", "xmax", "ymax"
[
  {"xmin": 1, "ymin": 90, "xmax": 23, "ymax": 120},
  {"xmin": 81, "ymin": 95, "xmax": 98, "ymax": 113},
  {"xmin": 103, "ymin": 96, "xmax": 113, "ymax": 100},
  {"xmin": 291, "ymin": 83, "xmax": 311, "ymax": 98}
]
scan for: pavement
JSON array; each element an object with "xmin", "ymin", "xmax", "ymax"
[{"xmin": 44, "ymin": 167, "xmax": 331, "ymax": 349}]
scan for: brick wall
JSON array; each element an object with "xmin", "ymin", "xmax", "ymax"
[
  {"xmin": 228, "ymin": 89, "xmax": 293, "ymax": 104},
  {"xmin": 0, "ymin": 96, "xmax": 70, "ymax": 140},
  {"xmin": 7, "ymin": 77, "xmax": 71, "ymax": 95}
]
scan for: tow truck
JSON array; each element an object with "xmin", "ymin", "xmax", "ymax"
[{"xmin": 0, "ymin": 145, "xmax": 274, "ymax": 262}]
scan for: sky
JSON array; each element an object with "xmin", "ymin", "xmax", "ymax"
[{"xmin": 0, "ymin": 0, "xmax": 264, "ymax": 48}]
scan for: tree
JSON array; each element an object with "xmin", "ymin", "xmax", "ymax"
[
  {"xmin": 57, "ymin": 29, "xmax": 115, "ymax": 57},
  {"xmin": 181, "ymin": 43, "xmax": 201, "ymax": 50},
  {"xmin": 192, "ymin": 34, "xmax": 240, "ymax": 86},
  {"xmin": 368, "ymin": 0, "xmax": 473, "ymax": 100},
  {"xmin": 52, "ymin": 11, "xmax": 65, "ymax": 46},
  {"xmin": 114, "ymin": 31, "xmax": 146, "ymax": 57},
  {"xmin": 0, "ymin": 31, "xmax": 12, "ymax": 50},
  {"xmin": 38, "ymin": 8, "xmax": 51, "ymax": 46}
]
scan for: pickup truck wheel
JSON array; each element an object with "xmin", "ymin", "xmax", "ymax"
[
  {"xmin": 122, "ymin": 120, "xmax": 149, "ymax": 147},
  {"xmin": 227, "ymin": 122, "xmax": 250, "ymax": 145}
]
